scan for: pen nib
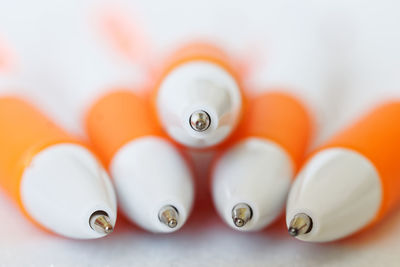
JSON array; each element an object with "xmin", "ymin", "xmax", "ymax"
[
  {"xmin": 89, "ymin": 211, "xmax": 114, "ymax": 235},
  {"xmin": 159, "ymin": 205, "xmax": 179, "ymax": 228},
  {"xmin": 288, "ymin": 213, "xmax": 313, "ymax": 237},
  {"xmin": 232, "ymin": 203, "xmax": 253, "ymax": 228},
  {"xmin": 189, "ymin": 110, "xmax": 211, "ymax": 132}
]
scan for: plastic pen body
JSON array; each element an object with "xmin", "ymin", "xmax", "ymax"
[
  {"xmin": 287, "ymin": 101, "xmax": 400, "ymax": 242},
  {"xmin": 0, "ymin": 97, "xmax": 117, "ymax": 239},
  {"xmin": 86, "ymin": 90, "xmax": 194, "ymax": 233},
  {"xmin": 153, "ymin": 42, "xmax": 244, "ymax": 149},
  {"xmin": 212, "ymin": 92, "xmax": 312, "ymax": 231}
]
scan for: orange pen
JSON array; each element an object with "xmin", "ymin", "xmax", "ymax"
[
  {"xmin": 0, "ymin": 97, "xmax": 116, "ymax": 239},
  {"xmin": 86, "ymin": 90, "xmax": 194, "ymax": 233},
  {"xmin": 286, "ymin": 101, "xmax": 400, "ymax": 242},
  {"xmin": 211, "ymin": 91, "xmax": 313, "ymax": 231},
  {"xmin": 152, "ymin": 42, "xmax": 245, "ymax": 149}
]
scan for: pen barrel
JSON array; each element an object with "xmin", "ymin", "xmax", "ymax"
[
  {"xmin": 85, "ymin": 90, "xmax": 164, "ymax": 166},
  {"xmin": 229, "ymin": 91, "xmax": 313, "ymax": 170},
  {"xmin": 155, "ymin": 42, "xmax": 240, "ymax": 83},
  {"xmin": 0, "ymin": 97, "xmax": 76, "ymax": 210},
  {"xmin": 320, "ymin": 101, "xmax": 400, "ymax": 221}
]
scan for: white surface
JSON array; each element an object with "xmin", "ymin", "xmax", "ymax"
[
  {"xmin": 286, "ymin": 148, "xmax": 382, "ymax": 242},
  {"xmin": 212, "ymin": 138, "xmax": 293, "ymax": 231},
  {"xmin": 110, "ymin": 136, "xmax": 194, "ymax": 233},
  {"xmin": 21, "ymin": 143, "xmax": 117, "ymax": 239},
  {"xmin": 1, "ymin": 0, "xmax": 400, "ymax": 266},
  {"xmin": 156, "ymin": 61, "xmax": 242, "ymax": 148}
]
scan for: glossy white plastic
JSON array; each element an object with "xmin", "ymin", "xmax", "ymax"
[
  {"xmin": 212, "ymin": 138, "xmax": 293, "ymax": 231},
  {"xmin": 156, "ymin": 61, "xmax": 242, "ymax": 148},
  {"xmin": 110, "ymin": 136, "xmax": 194, "ymax": 233},
  {"xmin": 286, "ymin": 148, "xmax": 382, "ymax": 242},
  {"xmin": 20, "ymin": 143, "xmax": 117, "ymax": 239}
]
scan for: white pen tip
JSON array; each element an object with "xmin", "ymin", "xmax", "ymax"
[
  {"xmin": 90, "ymin": 211, "xmax": 114, "ymax": 235},
  {"xmin": 189, "ymin": 110, "xmax": 211, "ymax": 132},
  {"xmin": 159, "ymin": 205, "xmax": 179, "ymax": 229},
  {"xmin": 232, "ymin": 203, "xmax": 253, "ymax": 228}
]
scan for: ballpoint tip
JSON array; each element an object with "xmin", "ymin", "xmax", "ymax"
[
  {"xmin": 159, "ymin": 205, "xmax": 179, "ymax": 229},
  {"xmin": 232, "ymin": 203, "xmax": 253, "ymax": 228},
  {"xmin": 288, "ymin": 213, "xmax": 313, "ymax": 237},
  {"xmin": 89, "ymin": 211, "xmax": 114, "ymax": 235},
  {"xmin": 189, "ymin": 110, "xmax": 211, "ymax": 132},
  {"xmin": 288, "ymin": 227, "xmax": 299, "ymax": 237}
]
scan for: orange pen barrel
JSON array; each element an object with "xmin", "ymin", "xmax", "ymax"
[
  {"xmin": 321, "ymin": 101, "xmax": 400, "ymax": 223},
  {"xmin": 154, "ymin": 42, "xmax": 242, "ymax": 89},
  {"xmin": 86, "ymin": 90, "xmax": 163, "ymax": 166},
  {"xmin": 229, "ymin": 91, "xmax": 313, "ymax": 170},
  {"xmin": 211, "ymin": 91, "xmax": 313, "ymax": 231},
  {"xmin": 152, "ymin": 42, "xmax": 246, "ymax": 149},
  {"xmin": 286, "ymin": 101, "xmax": 400, "ymax": 242},
  {"xmin": 0, "ymin": 97, "xmax": 76, "ymax": 211}
]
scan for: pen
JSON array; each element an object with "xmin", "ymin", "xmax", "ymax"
[
  {"xmin": 212, "ymin": 92, "xmax": 312, "ymax": 231},
  {"xmin": 86, "ymin": 90, "xmax": 194, "ymax": 233},
  {"xmin": 286, "ymin": 101, "xmax": 400, "ymax": 242},
  {"xmin": 0, "ymin": 97, "xmax": 117, "ymax": 239},
  {"xmin": 153, "ymin": 42, "xmax": 244, "ymax": 148},
  {"xmin": 16, "ymin": 5, "xmax": 195, "ymax": 233}
]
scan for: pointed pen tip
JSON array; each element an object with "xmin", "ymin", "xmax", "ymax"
[
  {"xmin": 90, "ymin": 211, "xmax": 114, "ymax": 235},
  {"xmin": 159, "ymin": 205, "xmax": 179, "ymax": 229},
  {"xmin": 189, "ymin": 110, "xmax": 211, "ymax": 132},
  {"xmin": 232, "ymin": 203, "xmax": 253, "ymax": 228},
  {"xmin": 288, "ymin": 213, "xmax": 313, "ymax": 237}
]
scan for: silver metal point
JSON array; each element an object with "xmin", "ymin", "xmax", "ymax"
[
  {"xmin": 288, "ymin": 213, "xmax": 313, "ymax": 237},
  {"xmin": 89, "ymin": 211, "xmax": 114, "ymax": 235},
  {"xmin": 189, "ymin": 110, "xmax": 211, "ymax": 132},
  {"xmin": 232, "ymin": 203, "xmax": 253, "ymax": 228},
  {"xmin": 158, "ymin": 205, "xmax": 179, "ymax": 229}
]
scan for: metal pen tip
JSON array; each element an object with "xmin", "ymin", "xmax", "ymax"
[
  {"xmin": 232, "ymin": 203, "xmax": 253, "ymax": 228},
  {"xmin": 288, "ymin": 227, "xmax": 298, "ymax": 236},
  {"xmin": 158, "ymin": 205, "xmax": 179, "ymax": 229},
  {"xmin": 89, "ymin": 211, "xmax": 114, "ymax": 235},
  {"xmin": 189, "ymin": 110, "xmax": 211, "ymax": 132},
  {"xmin": 288, "ymin": 213, "xmax": 313, "ymax": 237}
]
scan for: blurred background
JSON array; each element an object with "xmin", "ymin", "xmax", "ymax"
[{"xmin": 1, "ymin": 0, "xmax": 400, "ymax": 266}]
